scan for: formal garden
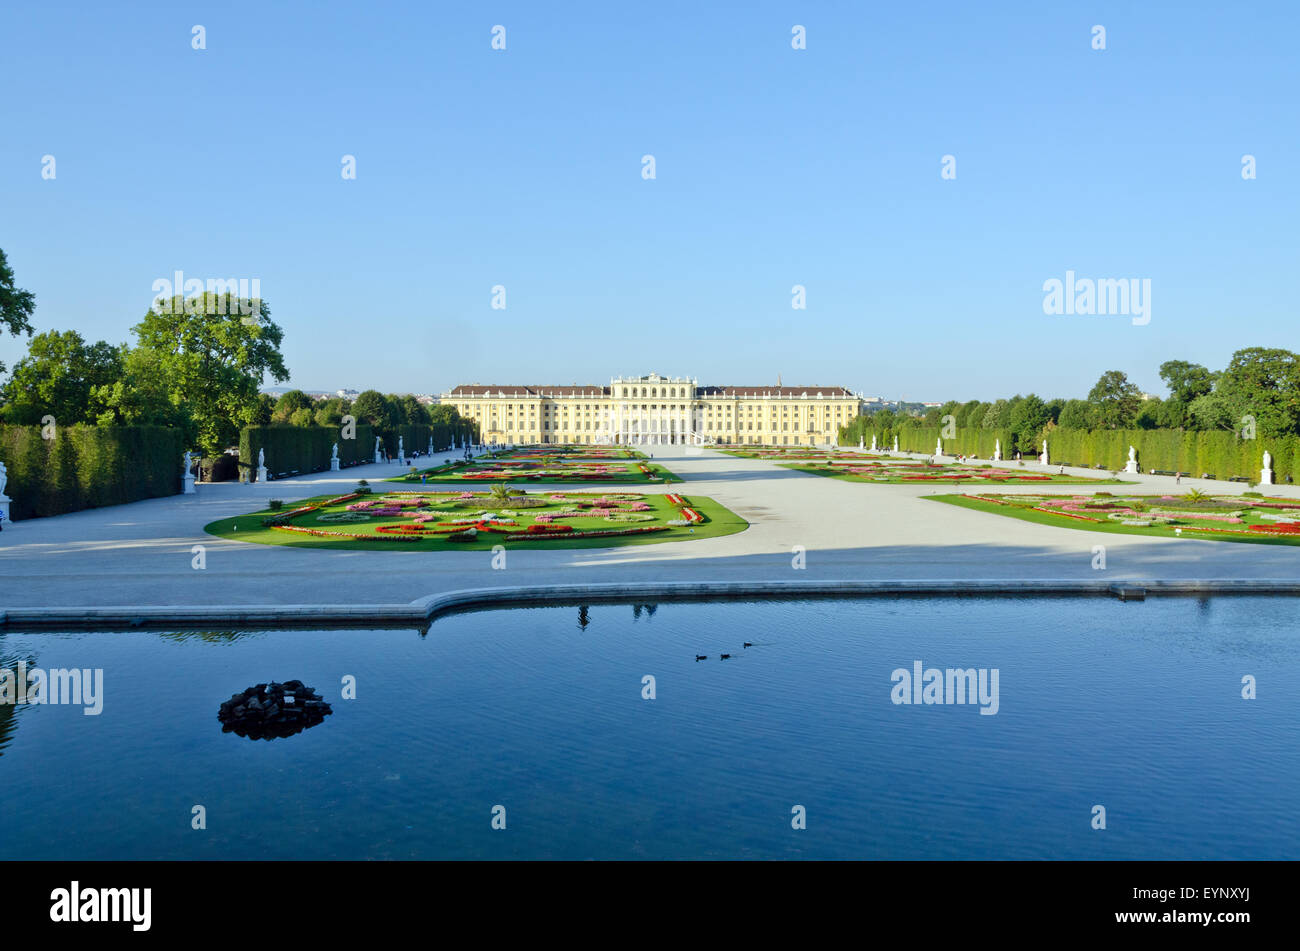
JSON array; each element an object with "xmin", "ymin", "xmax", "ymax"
[
  {"xmin": 205, "ymin": 483, "xmax": 745, "ymax": 550},
  {"xmin": 718, "ymin": 447, "xmax": 869, "ymax": 461},
  {"xmin": 775, "ymin": 457, "xmax": 1127, "ymax": 485},
  {"xmin": 930, "ymin": 490, "xmax": 1300, "ymax": 544},
  {"xmin": 388, "ymin": 446, "xmax": 675, "ymax": 485}
]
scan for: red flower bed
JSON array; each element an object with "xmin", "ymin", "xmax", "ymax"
[
  {"xmin": 270, "ymin": 525, "xmax": 425, "ymax": 542},
  {"xmin": 505, "ymin": 525, "xmax": 669, "ymax": 541}
]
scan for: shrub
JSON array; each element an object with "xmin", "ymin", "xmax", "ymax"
[
  {"xmin": 0, "ymin": 424, "xmax": 183, "ymax": 520},
  {"xmin": 268, "ymin": 499, "xmax": 284, "ymax": 511}
]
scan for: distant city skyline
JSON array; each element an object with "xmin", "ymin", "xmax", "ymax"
[{"xmin": 3, "ymin": 2, "xmax": 1296, "ymax": 400}]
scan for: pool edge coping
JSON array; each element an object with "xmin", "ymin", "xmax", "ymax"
[{"xmin": 4, "ymin": 578, "xmax": 1300, "ymax": 630}]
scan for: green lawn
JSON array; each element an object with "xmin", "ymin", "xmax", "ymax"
[
  {"xmin": 205, "ymin": 488, "xmax": 747, "ymax": 551},
  {"xmin": 385, "ymin": 450, "xmax": 676, "ymax": 485},
  {"xmin": 927, "ymin": 492, "xmax": 1300, "ymax": 545}
]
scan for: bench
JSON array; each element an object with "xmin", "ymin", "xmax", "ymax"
[
  {"xmin": 1228, "ymin": 475, "xmax": 1251, "ymax": 483},
  {"xmin": 1151, "ymin": 469, "xmax": 1178, "ymax": 476}
]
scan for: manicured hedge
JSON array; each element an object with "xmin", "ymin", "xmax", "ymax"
[
  {"xmin": 240, "ymin": 424, "xmax": 376, "ymax": 481},
  {"xmin": 858, "ymin": 424, "xmax": 1298, "ymax": 482},
  {"xmin": 239, "ymin": 423, "xmax": 463, "ymax": 481},
  {"xmin": 0, "ymin": 424, "xmax": 183, "ymax": 520}
]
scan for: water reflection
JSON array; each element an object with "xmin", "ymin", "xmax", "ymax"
[
  {"xmin": 0, "ymin": 638, "xmax": 38, "ymax": 759},
  {"xmin": 157, "ymin": 630, "xmax": 262, "ymax": 645}
]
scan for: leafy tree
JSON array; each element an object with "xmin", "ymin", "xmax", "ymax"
[
  {"xmin": 350, "ymin": 390, "xmax": 392, "ymax": 427},
  {"xmin": 1007, "ymin": 394, "xmax": 1049, "ymax": 452},
  {"xmin": 288, "ymin": 407, "xmax": 314, "ymax": 427},
  {"xmin": 1212, "ymin": 347, "xmax": 1300, "ymax": 437},
  {"xmin": 1189, "ymin": 391, "xmax": 1234, "ymax": 432},
  {"xmin": 91, "ymin": 345, "xmax": 194, "ymax": 437},
  {"xmin": 1158, "ymin": 360, "xmax": 1216, "ymax": 405},
  {"xmin": 953, "ymin": 400, "xmax": 984, "ymax": 429},
  {"xmin": 1057, "ymin": 399, "xmax": 1096, "ymax": 429},
  {"xmin": 399, "ymin": 394, "xmax": 429, "ymax": 425},
  {"xmin": 1135, "ymin": 397, "xmax": 1162, "ymax": 429},
  {"xmin": 272, "ymin": 389, "xmax": 315, "ymax": 423},
  {"xmin": 251, "ymin": 392, "xmax": 275, "ymax": 425},
  {"xmin": 1087, "ymin": 370, "xmax": 1142, "ymax": 428},
  {"xmin": 981, "ymin": 398, "xmax": 1011, "ymax": 430},
  {"xmin": 313, "ymin": 396, "xmax": 349, "ymax": 428},
  {"xmin": 0, "ymin": 248, "xmax": 36, "ymax": 377},
  {"xmin": 1, "ymin": 330, "xmax": 123, "ymax": 425},
  {"xmin": 1156, "ymin": 398, "xmax": 1189, "ymax": 429},
  {"xmin": 131, "ymin": 293, "xmax": 287, "ymax": 454}
]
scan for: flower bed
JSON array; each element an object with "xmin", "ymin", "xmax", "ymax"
[
  {"xmin": 235, "ymin": 488, "xmax": 728, "ymax": 548},
  {"xmin": 936, "ymin": 490, "xmax": 1300, "ymax": 543}
]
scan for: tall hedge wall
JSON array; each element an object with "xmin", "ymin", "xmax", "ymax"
[
  {"xmin": 863, "ymin": 425, "xmax": 1298, "ymax": 482},
  {"xmin": 240, "ymin": 424, "xmax": 375, "ymax": 481},
  {"xmin": 238, "ymin": 422, "xmax": 460, "ymax": 480},
  {"xmin": 0, "ymin": 424, "xmax": 183, "ymax": 521}
]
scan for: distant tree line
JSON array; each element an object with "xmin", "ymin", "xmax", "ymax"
[
  {"xmin": 841, "ymin": 348, "xmax": 1300, "ymax": 454},
  {"xmin": 0, "ymin": 246, "xmax": 475, "ymax": 461}
]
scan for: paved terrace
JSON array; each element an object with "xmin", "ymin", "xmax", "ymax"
[{"xmin": 2, "ymin": 447, "xmax": 1299, "ymax": 611}]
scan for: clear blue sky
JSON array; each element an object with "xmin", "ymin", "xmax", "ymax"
[{"xmin": 2, "ymin": 1, "xmax": 1296, "ymax": 401}]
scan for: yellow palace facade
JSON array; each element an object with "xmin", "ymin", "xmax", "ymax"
[{"xmin": 443, "ymin": 373, "xmax": 864, "ymax": 446}]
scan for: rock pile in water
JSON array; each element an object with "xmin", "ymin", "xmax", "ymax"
[{"xmin": 218, "ymin": 680, "xmax": 332, "ymax": 740}]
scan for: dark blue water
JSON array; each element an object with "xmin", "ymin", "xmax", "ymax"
[{"xmin": 1, "ymin": 596, "xmax": 1296, "ymax": 859}]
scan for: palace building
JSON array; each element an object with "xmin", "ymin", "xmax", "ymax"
[{"xmin": 443, "ymin": 373, "xmax": 864, "ymax": 446}]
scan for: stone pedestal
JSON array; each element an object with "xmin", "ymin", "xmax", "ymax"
[
  {"xmin": 256, "ymin": 466, "xmax": 268, "ymax": 483},
  {"xmin": 1125, "ymin": 460, "xmax": 1139, "ymax": 474},
  {"xmin": 0, "ymin": 497, "xmax": 10, "ymax": 525},
  {"xmin": 183, "ymin": 471, "xmax": 196, "ymax": 494},
  {"xmin": 1261, "ymin": 468, "xmax": 1274, "ymax": 485},
  {"xmin": 330, "ymin": 458, "xmax": 340, "ymax": 472}
]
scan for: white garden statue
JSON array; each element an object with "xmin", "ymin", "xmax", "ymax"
[
  {"xmin": 0, "ymin": 459, "xmax": 8, "ymax": 526},
  {"xmin": 870, "ymin": 434, "xmax": 878, "ymax": 452},
  {"xmin": 1261, "ymin": 449, "xmax": 1274, "ymax": 485},
  {"xmin": 374, "ymin": 436, "xmax": 383, "ymax": 465},
  {"xmin": 256, "ymin": 447, "xmax": 268, "ymax": 483},
  {"xmin": 993, "ymin": 438, "xmax": 1001, "ymax": 461},
  {"xmin": 397, "ymin": 436, "xmax": 404, "ymax": 465},
  {"xmin": 935, "ymin": 437, "xmax": 943, "ymax": 457},
  {"xmin": 893, "ymin": 435, "xmax": 899, "ymax": 453},
  {"xmin": 1040, "ymin": 440, "xmax": 1049, "ymax": 465},
  {"xmin": 330, "ymin": 442, "xmax": 340, "ymax": 472},
  {"xmin": 0, "ymin": 459, "xmax": 8, "ymax": 499},
  {"xmin": 1125, "ymin": 445, "xmax": 1139, "ymax": 474},
  {"xmin": 182, "ymin": 451, "xmax": 196, "ymax": 494}
]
